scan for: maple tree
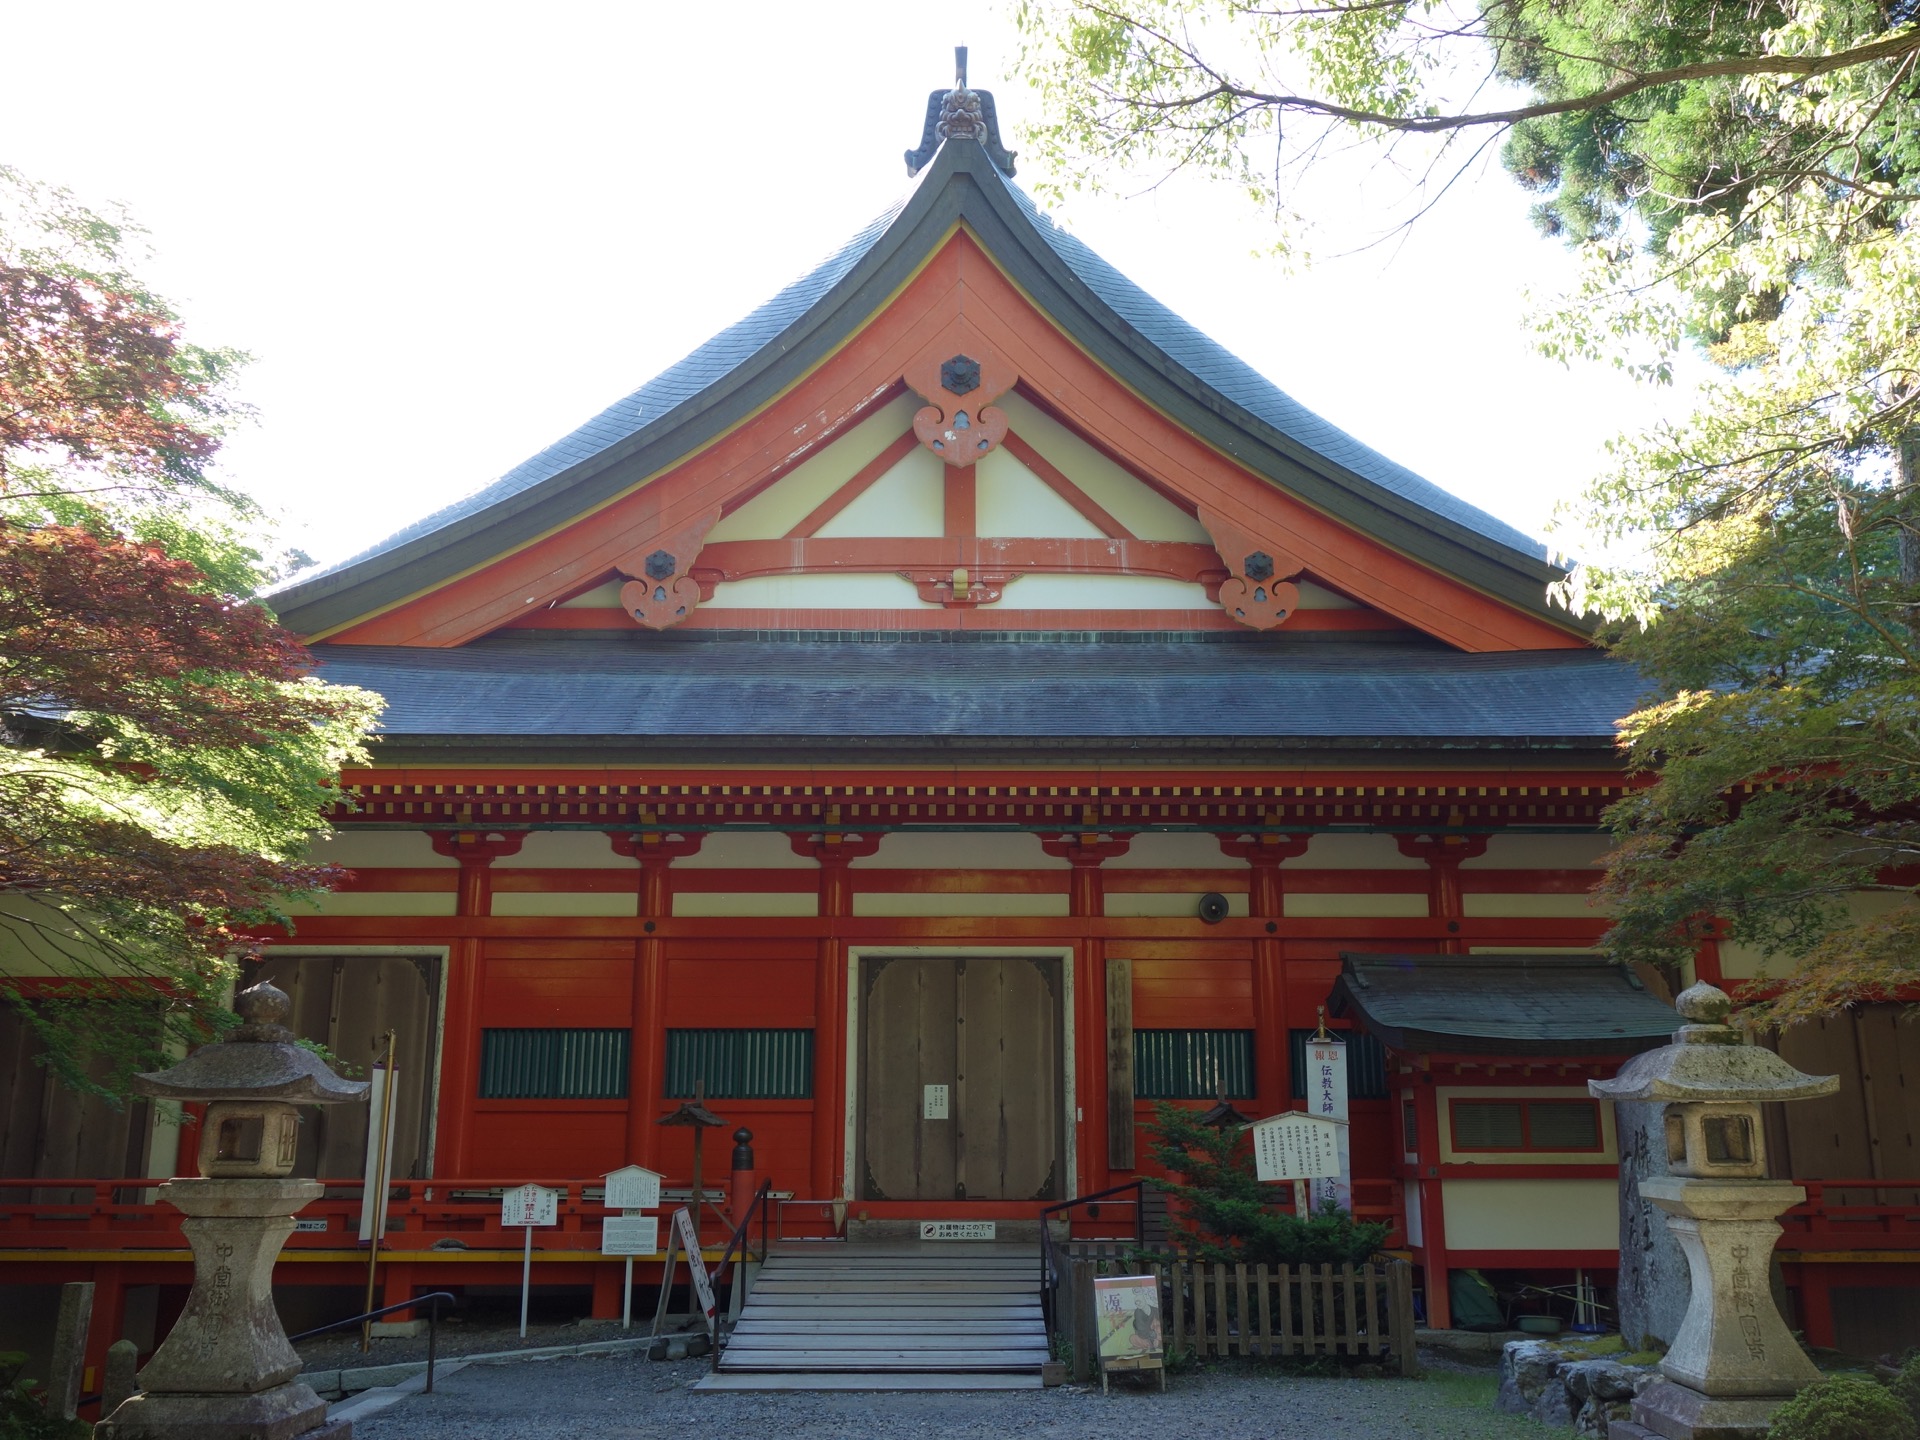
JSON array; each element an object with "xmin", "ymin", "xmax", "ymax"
[{"xmin": 1, "ymin": 165, "xmax": 379, "ymax": 1092}]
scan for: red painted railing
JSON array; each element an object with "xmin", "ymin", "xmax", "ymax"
[
  {"xmin": 0, "ymin": 1176, "xmax": 736, "ymax": 1253},
  {"xmin": 1781, "ymin": 1180, "xmax": 1920, "ymax": 1251}
]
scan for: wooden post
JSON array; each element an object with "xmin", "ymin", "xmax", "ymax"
[
  {"xmin": 1070, "ymin": 1258, "xmax": 1093, "ymax": 1382},
  {"xmin": 1105, "ymin": 959, "xmax": 1134, "ymax": 1169},
  {"xmin": 1391, "ymin": 1259, "xmax": 1419, "ymax": 1377},
  {"xmin": 48, "ymin": 1281, "xmax": 93, "ymax": 1421}
]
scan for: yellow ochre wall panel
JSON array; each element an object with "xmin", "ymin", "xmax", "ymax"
[{"xmin": 1441, "ymin": 1178, "xmax": 1618, "ymax": 1252}]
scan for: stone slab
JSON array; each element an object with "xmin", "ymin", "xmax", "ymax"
[
  {"xmin": 95, "ymin": 1379, "xmax": 328, "ymax": 1440},
  {"xmin": 1632, "ymin": 1379, "xmax": 1789, "ymax": 1440}
]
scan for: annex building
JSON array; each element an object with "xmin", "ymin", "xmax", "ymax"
[{"xmin": 6, "ymin": 63, "xmax": 1917, "ymax": 1380}]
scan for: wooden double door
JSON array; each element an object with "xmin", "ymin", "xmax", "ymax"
[{"xmin": 857, "ymin": 956, "xmax": 1064, "ymax": 1202}]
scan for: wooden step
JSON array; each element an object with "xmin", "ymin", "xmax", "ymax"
[{"xmin": 696, "ymin": 1372, "xmax": 1043, "ymax": 1392}]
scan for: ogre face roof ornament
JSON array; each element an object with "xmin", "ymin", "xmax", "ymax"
[{"xmin": 904, "ymin": 45, "xmax": 1018, "ymax": 177}]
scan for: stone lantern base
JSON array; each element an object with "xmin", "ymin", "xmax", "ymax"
[
  {"xmin": 95, "ymin": 1178, "xmax": 349, "ymax": 1440},
  {"xmin": 1607, "ymin": 1176, "xmax": 1820, "ymax": 1440}
]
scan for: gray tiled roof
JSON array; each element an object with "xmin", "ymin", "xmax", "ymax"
[
  {"xmin": 314, "ymin": 636, "xmax": 1641, "ymax": 742},
  {"xmin": 283, "ymin": 145, "xmax": 1541, "ymax": 593},
  {"xmin": 1330, "ymin": 954, "xmax": 1678, "ymax": 1056}
]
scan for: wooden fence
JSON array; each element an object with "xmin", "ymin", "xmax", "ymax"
[{"xmin": 1052, "ymin": 1244, "xmax": 1419, "ymax": 1380}]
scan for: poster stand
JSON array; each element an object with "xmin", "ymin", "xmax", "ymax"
[{"xmin": 1094, "ymin": 1273, "xmax": 1168, "ymax": 1393}]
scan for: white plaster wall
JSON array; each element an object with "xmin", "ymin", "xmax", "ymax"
[
  {"xmin": 975, "ymin": 450, "xmax": 1107, "ymax": 538},
  {"xmin": 492, "ymin": 892, "xmax": 639, "ymax": 917},
  {"xmin": 308, "ymin": 829, "xmax": 456, "ymax": 868},
  {"xmin": 705, "ymin": 395, "xmax": 922, "ymax": 542},
  {"xmin": 285, "ymin": 892, "xmax": 458, "ymax": 917},
  {"xmin": 673, "ymin": 892, "xmax": 819, "ymax": 917},
  {"xmin": 1106, "ymin": 891, "xmax": 1250, "ymax": 918},
  {"xmin": 1294, "ymin": 582, "xmax": 1358, "ymax": 610},
  {"xmin": 1441, "ymin": 1178, "xmax": 1619, "ymax": 1253},
  {"xmin": 560, "ymin": 580, "xmax": 623, "ymax": 608},
  {"xmin": 997, "ymin": 394, "xmax": 1208, "ymax": 542},
  {"xmin": 1103, "ymin": 833, "xmax": 1236, "ymax": 869},
  {"xmin": 852, "ymin": 892, "xmax": 1071, "ymax": 917},
  {"xmin": 1462, "ymin": 893, "xmax": 1609, "ymax": 918},
  {"xmin": 702, "ymin": 573, "xmax": 925, "ymax": 608},
  {"xmin": 1284, "ymin": 893, "xmax": 1429, "ymax": 918},
  {"xmin": 1462, "ymin": 834, "xmax": 1610, "ymax": 870},
  {"xmin": 1301, "ymin": 834, "xmax": 1427, "ymax": 870},
  {"xmin": 812, "ymin": 447, "xmax": 945, "ymax": 538},
  {"xmin": 849, "ymin": 832, "xmax": 1064, "ymax": 870},
  {"xmin": 676, "ymin": 831, "xmax": 818, "ymax": 870},
  {"xmin": 499, "ymin": 831, "xmax": 635, "ymax": 869},
  {"xmin": 997, "ymin": 574, "xmax": 1213, "ymax": 609}
]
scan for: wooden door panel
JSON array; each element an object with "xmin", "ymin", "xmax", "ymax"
[
  {"xmin": 860, "ymin": 956, "xmax": 1062, "ymax": 1202},
  {"xmin": 860, "ymin": 959, "xmax": 958, "ymax": 1201},
  {"xmin": 956, "ymin": 957, "xmax": 1059, "ymax": 1200}
]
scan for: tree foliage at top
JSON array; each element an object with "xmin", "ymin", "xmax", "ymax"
[
  {"xmin": 1017, "ymin": 0, "xmax": 1920, "ymax": 1021},
  {"xmin": 1, "ymin": 167, "xmax": 381, "ymax": 1092}
]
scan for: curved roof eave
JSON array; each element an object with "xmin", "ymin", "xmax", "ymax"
[{"xmin": 271, "ymin": 139, "xmax": 1570, "ymax": 639}]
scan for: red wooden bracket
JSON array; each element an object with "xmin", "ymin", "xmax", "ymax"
[{"xmin": 614, "ymin": 512, "xmax": 720, "ymax": 630}]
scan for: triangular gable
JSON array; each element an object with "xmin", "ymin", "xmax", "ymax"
[{"xmin": 272, "ymin": 139, "xmax": 1584, "ymax": 654}]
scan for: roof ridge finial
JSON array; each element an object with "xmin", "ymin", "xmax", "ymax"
[{"xmin": 904, "ymin": 47, "xmax": 1018, "ymax": 179}]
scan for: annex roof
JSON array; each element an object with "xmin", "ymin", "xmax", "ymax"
[
  {"xmin": 1327, "ymin": 954, "xmax": 1679, "ymax": 1058},
  {"xmin": 270, "ymin": 127, "xmax": 1570, "ymax": 643}
]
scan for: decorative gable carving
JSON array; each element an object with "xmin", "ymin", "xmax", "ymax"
[{"xmin": 906, "ymin": 343, "xmax": 1014, "ymax": 467}]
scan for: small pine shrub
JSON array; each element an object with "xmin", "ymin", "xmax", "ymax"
[
  {"xmin": 1888, "ymin": 1352, "xmax": 1920, "ymax": 1430},
  {"xmin": 1767, "ymin": 1376, "xmax": 1918, "ymax": 1440},
  {"xmin": 0, "ymin": 1353, "xmax": 90, "ymax": 1440},
  {"xmin": 1145, "ymin": 1102, "xmax": 1390, "ymax": 1267}
]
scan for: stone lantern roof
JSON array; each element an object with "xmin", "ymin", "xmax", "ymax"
[
  {"xmin": 1588, "ymin": 982, "xmax": 1838, "ymax": 1105},
  {"xmin": 132, "ymin": 981, "xmax": 369, "ymax": 1104}
]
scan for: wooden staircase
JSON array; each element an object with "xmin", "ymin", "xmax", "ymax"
[{"xmin": 698, "ymin": 1241, "xmax": 1048, "ymax": 1391}]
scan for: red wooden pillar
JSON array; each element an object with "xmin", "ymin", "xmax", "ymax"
[
  {"xmin": 429, "ymin": 831, "xmax": 523, "ymax": 1178},
  {"xmin": 608, "ymin": 830, "xmax": 704, "ymax": 1169},
  {"xmin": 1397, "ymin": 834, "xmax": 1489, "ymax": 954},
  {"xmin": 1041, "ymin": 834, "xmax": 1129, "ymax": 1193},
  {"xmin": 790, "ymin": 830, "xmax": 882, "ymax": 1202},
  {"xmin": 1412, "ymin": 1069, "xmax": 1452, "ymax": 1328},
  {"xmin": 1220, "ymin": 835, "xmax": 1311, "ymax": 1117}
]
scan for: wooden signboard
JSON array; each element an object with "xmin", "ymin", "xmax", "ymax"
[{"xmin": 1249, "ymin": 1111, "xmax": 1344, "ymax": 1184}]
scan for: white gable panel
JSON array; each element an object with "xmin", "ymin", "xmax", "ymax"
[
  {"xmin": 706, "ymin": 395, "xmax": 921, "ymax": 542},
  {"xmin": 812, "ymin": 446, "xmax": 945, "ymax": 537},
  {"xmin": 976, "ymin": 450, "xmax": 1107, "ymax": 538},
  {"xmin": 999, "ymin": 394, "xmax": 1210, "ymax": 542},
  {"xmin": 703, "ymin": 573, "xmax": 926, "ymax": 608},
  {"xmin": 997, "ymin": 574, "xmax": 1212, "ymax": 610},
  {"xmin": 560, "ymin": 580, "xmax": 623, "ymax": 608}
]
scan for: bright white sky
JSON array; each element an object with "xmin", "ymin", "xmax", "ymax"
[{"xmin": 5, "ymin": 1, "xmax": 1677, "ymax": 574}]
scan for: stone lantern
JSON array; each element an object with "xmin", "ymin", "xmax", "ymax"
[
  {"xmin": 1589, "ymin": 982, "xmax": 1838, "ymax": 1440},
  {"xmin": 97, "ymin": 980, "xmax": 367, "ymax": 1440}
]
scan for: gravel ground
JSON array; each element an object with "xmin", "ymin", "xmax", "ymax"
[{"xmin": 353, "ymin": 1350, "xmax": 1561, "ymax": 1440}]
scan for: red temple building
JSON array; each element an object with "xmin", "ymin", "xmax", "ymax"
[{"xmin": 6, "ymin": 63, "xmax": 1919, "ymax": 1384}]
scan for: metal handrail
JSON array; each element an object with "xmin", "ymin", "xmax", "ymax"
[
  {"xmin": 708, "ymin": 1180, "xmax": 773, "ymax": 1374},
  {"xmin": 287, "ymin": 1292, "xmax": 458, "ymax": 1393},
  {"xmin": 1038, "ymin": 1179, "xmax": 1146, "ymax": 1336}
]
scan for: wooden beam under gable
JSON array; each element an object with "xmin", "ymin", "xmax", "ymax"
[{"xmin": 325, "ymin": 232, "xmax": 1582, "ymax": 651}]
